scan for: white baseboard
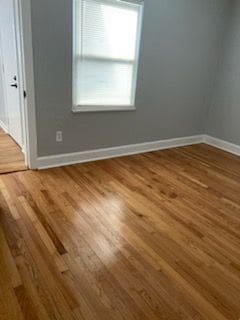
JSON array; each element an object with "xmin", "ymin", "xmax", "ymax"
[
  {"xmin": 204, "ymin": 135, "xmax": 240, "ymax": 156},
  {"xmin": 0, "ymin": 120, "xmax": 9, "ymax": 133},
  {"xmin": 36, "ymin": 134, "xmax": 240, "ymax": 170},
  {"xmin": 36, "ymin": 135, "xmax": 204, "ymax": 169}
]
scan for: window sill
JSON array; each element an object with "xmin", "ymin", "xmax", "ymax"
[{"xmin": 72, "ymin": 105, "xmax": 136, "ymax": 113}]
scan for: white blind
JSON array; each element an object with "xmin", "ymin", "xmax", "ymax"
[{"xmin": 73, "ymin": 0, "xmax": 143, "ymax": 107}]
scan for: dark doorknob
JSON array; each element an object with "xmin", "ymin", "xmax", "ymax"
[{"xmin": 11, "ymin": 83, "xmax": 18, "ymax": 88}]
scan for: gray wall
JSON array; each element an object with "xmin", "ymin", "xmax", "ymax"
[
  {"xmin": 31, "ymin": 0, "xmax": 231, "ymax": 156},
  {"xmin": 207, "ymin": 0, "xmax": 240, "ymax": 145}
]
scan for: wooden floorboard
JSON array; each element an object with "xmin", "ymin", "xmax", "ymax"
[
  {"xmin": 0, "ymin": 128, "xmax": 27, "ymax": 174},
  {"xmin": 0, "ymin": 144, "xmax": 240, "ymax": 320}
]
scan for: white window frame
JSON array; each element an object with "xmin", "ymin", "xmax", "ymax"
[{"xmin": 72, "ymin": 0, "xmax": 144, "ymax": 113}]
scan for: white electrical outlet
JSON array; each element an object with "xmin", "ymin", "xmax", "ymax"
[{"xmin": 56, "ymin": 131, "xmax": 63, "ymax": 142}]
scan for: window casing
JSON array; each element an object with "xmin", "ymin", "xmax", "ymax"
[{"xmin": 72, "ymin": 0, "xmax": 143, "ymax": 112}]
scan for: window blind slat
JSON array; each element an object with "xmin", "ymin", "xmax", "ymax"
[{"xmin": 73, "ymin": 0, "xmax": 143, "ymax": 107}]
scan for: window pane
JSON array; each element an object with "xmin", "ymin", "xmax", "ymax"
[
  {"xmin": 73, "ymin": 0, "xmax": 143, "ymax": 107},
  {"xmin": 75, "ymin": 59, "xmax": 134, "ymax": 105}
]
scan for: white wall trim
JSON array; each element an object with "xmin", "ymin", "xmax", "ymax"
[
  {"xmin": 34, "ymin": 134, "xmax": 240, "ymax": 170},
  {"xmin": 36, "ymin": 135, "xmax": 204, "ymax": 169},
  {"xmin": 19, "ymin": 0, "xmax": 38, "ymax": 169},
  {"xmin": 0, "ymin": 119, "xmax": 9, "ymax": 133},
  {"xmin": 204, "ymin": 135, "xmax": 240, "ymax": 156}
]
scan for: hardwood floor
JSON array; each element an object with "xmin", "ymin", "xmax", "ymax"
[
  {"xmin": 0, "ymin": 128, "xmax": 26, "ymax": 174},
  {"xmin": 0, "ymin": 144, "xmax": 240, "ymax": 320}
]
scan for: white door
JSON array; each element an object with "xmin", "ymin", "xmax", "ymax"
[{"xmin": 0, "ymin": 0, "xmax": 23, "ymax": 147}]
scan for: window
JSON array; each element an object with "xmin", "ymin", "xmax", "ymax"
[{"xmin": 72, "ymin": 0, "xmax": 143, "ymax": 112}]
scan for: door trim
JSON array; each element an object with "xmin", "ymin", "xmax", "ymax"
[
  {"xmin": 0, "ymin": 25, "xmax": 10, "ymax": 133},
  {"xmin": 16, "ymin": 0, "xmax": 38, "ymax": 168}
]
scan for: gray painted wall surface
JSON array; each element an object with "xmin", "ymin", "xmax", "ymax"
[
  {"xmin": 31, "ymin": 0, "xmax": 231, "ymax": 156},
  {"xmin": 207, "ymin": 1, "xmax": 240, "ymax": 145}
]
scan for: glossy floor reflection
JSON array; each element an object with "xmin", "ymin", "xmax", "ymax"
[{"xmin": 0, "ymin": 144, "xmax": 240, "ymax": 320}]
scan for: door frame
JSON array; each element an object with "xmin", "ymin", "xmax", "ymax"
[
  {"xmin": 0, "ymin": 31, "xmax": 9, "ymax": 133},
  {"xmin": 15, "ymin": 0, "xmax": 38, "ymax": 169}
]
